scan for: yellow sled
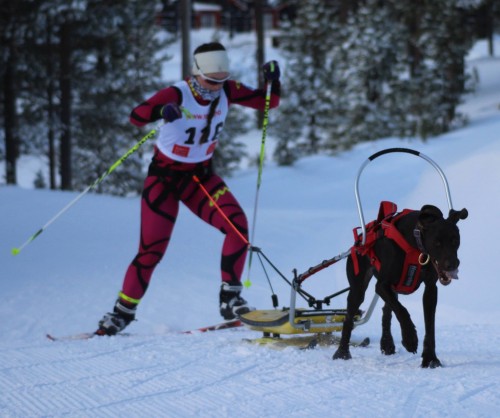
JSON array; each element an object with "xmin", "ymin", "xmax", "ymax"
[
  {"xmin": 239, "ymin": 291, "xmax": 379, "ymax": 336},
  {"xmin": 240, "ymin": 308, "xmax": 351, "ymax": 335}
]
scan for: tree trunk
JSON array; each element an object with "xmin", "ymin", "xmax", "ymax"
[
  {"xmin": 3, "ymin": 43, "xmax": 19, "ymax": 185},
  {"xmin": 407, "ymin": 5, "xmax": 423, "ymax": 78},
  {"xmin": 46, "ymin": 16, "xmax": 56, "ymax": 190},
  {"xmin": 59, "ymin": 21, "xmax": 72, "ymax": 190},
  {"xmin": 47, "ymin": 77, "xmax": 57, "ymax": 190},
  {"xmin": 180, "ymin": 0, "xmax": 191, "ymax": 79},
  {"xmin": 255, "ymin": 0, "xmax": 265, "ymax": 128}
]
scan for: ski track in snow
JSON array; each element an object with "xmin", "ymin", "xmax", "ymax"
[{"xmin": 1, "ymin": 325, "xmax": 500, "ymax": 417}]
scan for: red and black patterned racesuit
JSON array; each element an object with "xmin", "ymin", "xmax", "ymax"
[{"xmin": 118, "ymin": 78, "xmax": 280, "ymax": 308}]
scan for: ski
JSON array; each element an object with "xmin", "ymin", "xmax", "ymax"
[
  {"xmin": 47, "ymin": 319, "xmax": 243, "ymax": 341},
  {"xmin": 46, "ymin": 329, "xmax": 130, "ymax": 341},
  {"xmin": 46, "ymin": 332, "xmax": 94, "ymax": 341},
  {"xmin": 47, "ymin": 331, "xmax": 99, "ymax": 341},
  {"xmin": 181, "ymin": 319, "xmax": 243, "ymax": 334}
]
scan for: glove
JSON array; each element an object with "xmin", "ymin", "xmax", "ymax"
[
  {"xmin": 263, "ymin": 60, "xmax": 280, "ymax": 82},
  {"xmin": 161, "ymin": 103, "xmax": 182, "ymax": 122}
]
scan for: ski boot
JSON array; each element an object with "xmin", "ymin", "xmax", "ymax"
[
  {"xmin": 219, "ymin": 281, "xmax": 254, "ymax": 320},
  {"xmin": 97, "ymin": 299, "xmax": 136, "ymax": 336}
]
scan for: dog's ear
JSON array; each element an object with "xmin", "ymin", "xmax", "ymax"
[
  {"xmin": 419, "ymin": 205, "xmax": 443, "ymax": 227},
  {"xmin": 448, "ymin": 208, "xmax": 468, "ymax": 224}
]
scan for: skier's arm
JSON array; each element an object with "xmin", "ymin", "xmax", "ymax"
[
  {"xmin": 130, "ymin": 86, "xmax": 181, "ymax": 127},
  {"xmin": 224, "ymin": 80, "xmax": 280, "ymax": 110}
]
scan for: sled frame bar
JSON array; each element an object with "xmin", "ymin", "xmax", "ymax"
[
  {"xmin": 251, "ymin": 246, "xmax": 355, "ymax": 307},
  {"xmin": 355, "ymin": 148, "xmax": 454, "ymax": 246},
  {"xmin": 288, "ymin": 270, "xmax": 379, "ymax": 332}
]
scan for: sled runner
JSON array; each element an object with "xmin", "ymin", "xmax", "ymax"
[
  {"xmin": 243, "ymin": 333, "xmax": 370, "ymax": 351},
  {"xmin": 240, "ymin": 148, "xmax": 455, "ymax": 345}
]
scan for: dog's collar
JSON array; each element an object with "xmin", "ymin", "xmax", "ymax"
[
  {"xmin": 413, "ymin": 223, "xmax": 427, "ymax": 254},
  {"xmin": 413, "ymin": 224, "xmax": 430, "ymax": 266}
]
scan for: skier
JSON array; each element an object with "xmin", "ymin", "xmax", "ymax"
[{"xmin": 98, "ymin": 42, "xmax": 281, "ymax": 335}]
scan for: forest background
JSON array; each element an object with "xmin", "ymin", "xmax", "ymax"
[{"xmin": 1, "ymin": 0, "xmax": 499, "ymax": 195}]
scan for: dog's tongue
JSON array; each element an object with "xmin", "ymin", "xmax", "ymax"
[
  {"xmin": 445, "ymin": 269, "xmax": 459, "ymax": 280},
  {"xmin": 440, "ymin": 269, "xmax": 459, "ymax": 285}
]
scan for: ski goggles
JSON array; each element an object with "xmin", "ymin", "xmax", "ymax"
[
  {"xmin": 193, "ymin": 56, "xmax": 230, "ymax": 85},
  {"xmin": 201, "ymin": 74, "xmax": 230, "ymax": 85}
]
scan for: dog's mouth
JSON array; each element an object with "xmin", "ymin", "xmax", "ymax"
[{"xmin": 433, "ymin": 261, "xmax": 459, "ymax": 286}]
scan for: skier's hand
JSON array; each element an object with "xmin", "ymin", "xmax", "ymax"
[
  {"xmin": 161, "ymin": 103, "xmax": 182, "ymax": 122},
  {"xmin": 263, "ymin": 60, "xmax": 280, "ymax": 82}
]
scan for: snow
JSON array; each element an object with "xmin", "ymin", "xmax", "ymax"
[{"xmin": 1, "ymin": 32, "xmax": 500, "ymax": 417}]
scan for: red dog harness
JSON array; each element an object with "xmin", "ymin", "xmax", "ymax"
[{"xmin": 351, "ymin": 201, "xmax": 424, "ymax": 294}]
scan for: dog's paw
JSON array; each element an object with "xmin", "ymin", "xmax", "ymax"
[
  {"xmin": 401, "ymin": 326, "xmax": 418, "ymax": 353},
  {"xmin": 380, "ymin": 334, "xmax": 396, "ymax": 355},
  {"xmin": 421, "ymin": 357, "xmax": 442, "ymax": 368},
  {"xmin": 333, "ymin": 348, "xmax": 352, "ymax": 360},
  {"xmin": 402, "ymin": 339, "xmax": 418, "ymax": 354}
]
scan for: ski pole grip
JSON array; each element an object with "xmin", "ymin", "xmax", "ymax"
[{"xmin": 368, "ymin": 147, "xmax": 420, "ymax": 161}]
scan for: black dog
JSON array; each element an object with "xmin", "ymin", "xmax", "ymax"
[{"xmin": 333, "ymin": 204, "xmax": 468, "ymax": 368}]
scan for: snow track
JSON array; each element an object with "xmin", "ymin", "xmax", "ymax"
[{"xmin": 1, "ymin": 325, "xmax": 500, "ymax": 417}]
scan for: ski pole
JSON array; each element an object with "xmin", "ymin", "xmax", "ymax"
[
  {"xmin": 11, "ymin": 125, "xmax": 160, "ymax": 255},
  {"xmin": 192, "ymin": 175, "xmax": 250, "ymax": 246},
  {"xmin": 244, "ymin": 81, "xmax": 272, "ymax": 288}
]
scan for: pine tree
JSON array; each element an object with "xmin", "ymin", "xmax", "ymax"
[
  {"xmin": 385, "ymin": 0, "xmax": 478, "ymax": 139},
  {"xmin": 71, "ymin": 0, "xmax": 171, "ymax": 196},
  {"xmin": 3, "ymin": 1, "xmax": 170, "ymax": 195},
  {"xmin": 419, "ymin": 0, "xmax": 476, "ymax": 133},
  {"xmin": 325, "ymin": 0, "xmax": 407, "ymax": 150},
  {"xmin": 273, "ymin": 0, "xmax": 480, "ymax": 163},
  {"xmin": 18, "ymin": 0, "xmax": 63, "ymax": 189},
  {"xmin": 0, "ymin": 0, "xmax": 41, "ymax": 184},
  {"xmin": 271, "ymin": 0, "xmax": 348, "ymax": 164}
]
